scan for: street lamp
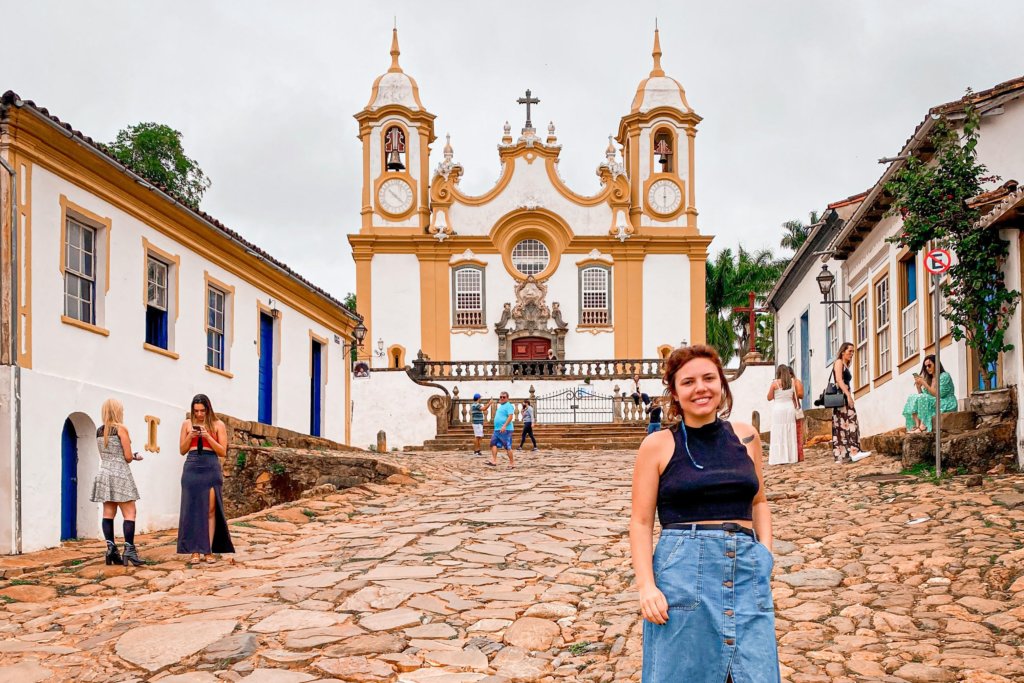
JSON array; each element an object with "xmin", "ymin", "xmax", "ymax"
[
  {"xmin": 374, "ymin": 337, "xmax": 386, "ymax": 359},
  {"xmin": 816, "ymin": 264, "xmax": 852, "ymax": 318}
]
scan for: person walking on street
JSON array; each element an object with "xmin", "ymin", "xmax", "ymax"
[
  {"xmin": 486, "ymin": 391, "xmax": 515, "ymax": 467},
  {"xmin": 470, "ymin": 393, "xmax": 485, "ymax": 455},
  {"xmin": 767, "ymin": 365, "xmax": 799, "ymax": 466},
  {"xmin": 519, "ymin": 399, "xmax": 538, "ymax": 451},
  {"xmin": 91, "ymin": 398, "xmax": 145, "ymax": 566}
]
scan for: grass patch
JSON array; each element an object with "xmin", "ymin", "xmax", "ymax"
[
  {"xmin": 265, "ymin": 514, "xmax": 286, "ymax": 523},
  {"xmin": 261, "ymin": 439, "xmax": 273, "ymax": 447},
  {"xmin": 231, "ymin": 521, "xmax": 255, "ymax": 528},
  {"xmin": 899, "ymin": 462, "xmax": 955, "ymax": 483},
  {"xmin": 302, "ymin": 509, "xmax": 317, "ymax": 519},
  {"xmin": 0, "ymin": 595, "xmax": 15, "ymax": 604},
  {"xmin": 235, "ymin": 450, "xmax": 248, "ymax": 470},
  {"xmin": 8, "ymin": 578, "xmax": 38, "ymax": 586},
  {"xmin": 270, "ymin": 462, "xmax": 286, "ymax": 476},
  {"xmin": 568, "ymin": 641, "xmax": 591, "ymax": 656},
  {"xmin": 69, "ymin": 559, "xmax": 84, "ymax": 566}
]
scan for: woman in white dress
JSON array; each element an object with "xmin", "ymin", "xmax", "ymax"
[{"xmin": 767, "ymin": 365, "xmax": 799, "ymax": 465}]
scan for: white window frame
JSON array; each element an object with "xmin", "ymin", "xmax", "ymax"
[
  {"xmin": 206, "ymin": 285, "xmax": 227, "ymax": 371},
  {"xmin": 855, "ymin": 296, "xmax": 869, "ymax": 388},
  {"xmin": 147, "ymin": 256, "xmax": 168, "ymax": 311},
  {"xmin": 64, "ymin": 217, "xmax": 97, "ymax": 324},
  {"xmin": 825, "ymin": 284, "xmax": 839, "ymax": 363},
  {"xmin": 579, "ymin": 266, "xmax": 611, "ymax": 326},
  {"xmin": 786, "ymin": 325, "xmax": 796, "ymax": 370},
  {"xmin": 875, "ymin": 275, "xmax": 891, "ymax": 376},
  {"xmin": 511, "ymin": 239, "xmax": 550, "ymax": 277},
  {"xmin": 452, "ymin": 266, "xmax": 485, "ymax": 327}
]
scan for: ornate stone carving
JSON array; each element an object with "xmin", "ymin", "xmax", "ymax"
[
  {"xmin": 551, "ymin": 302, "xmax": 569, "ymax": 330},
  {"xmin": 511, "ymin": 276, "xmax": 551, "ymax": 332},
  {"xmin": 492, "ymin": 277, "xmax": 568, "ymax": 361},
  {"xmin": 494, "ymin": 303, "xmax": 512, "ymax": 332}
]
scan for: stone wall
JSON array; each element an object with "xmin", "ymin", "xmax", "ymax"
[
  {"xmin": 220, "ymin": 413, "xmax": 361, "ymax": 453},
  {"xmin": 221, "ymin": 446, "xmax": 409, "ymax": 518}
]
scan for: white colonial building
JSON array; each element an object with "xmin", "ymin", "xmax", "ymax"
[
  {"xmin": 349, "ymin": 29, "xmax": 711, "ymax": 369},
  {"xmin": 0, "ymin": 91, "xmax": 363, "ymax": 553},
  {"xmin": 768, "ymin": 76, "xmax": 1024, "ymax": 468}
]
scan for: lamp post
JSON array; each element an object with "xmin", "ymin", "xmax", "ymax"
[
  {"xmin": 816, "ymin": 264, "xmax": 852, "ymax": 319},
  {"xmin": 374, "ymin": 337, "xmax": 386, "ymax": 359}
]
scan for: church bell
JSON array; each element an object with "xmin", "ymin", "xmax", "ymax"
[{"xmin": 386, "ymin": 150, "xmax": 405, "ymax": 172}]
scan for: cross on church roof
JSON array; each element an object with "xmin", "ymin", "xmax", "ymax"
[{"xmin": 516, "ymin": 89, "xmax": 540, "ymax": 132}]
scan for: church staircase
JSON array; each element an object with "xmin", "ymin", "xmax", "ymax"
[{"xmin": 416, "ymin": 422, "xmax": 649, "ymax": 452}]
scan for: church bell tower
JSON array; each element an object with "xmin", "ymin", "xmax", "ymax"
[
  {"xmin": 355, "ymin": 29, "xmax": 436, "ymax": 230},
  {"xmin": 617, "ymin": 28, "xmax": 701, "ymax": 229}
]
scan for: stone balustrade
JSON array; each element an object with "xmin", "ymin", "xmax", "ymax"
[
  {"xmin": 411, "ymin": 356, "xmax": 666, "ymax": 381},
  {"xmin": 448, "ymin": 385, "xmax": 658, "ymax": 426}
]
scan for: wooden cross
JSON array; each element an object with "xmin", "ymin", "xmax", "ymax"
[
  {"xmin": 731, "ymin": 291, "xmax": 769, "ymax": 355},
  {"xmin": 516, "ymin": 89, "xmax": 540, "ymax": 130}
]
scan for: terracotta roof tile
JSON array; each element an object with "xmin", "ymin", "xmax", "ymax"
[{"xmin": 1, "ymin": 90, "xmax": 359, "ymax": 324}]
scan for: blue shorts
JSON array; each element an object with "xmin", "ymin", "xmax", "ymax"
[
  {"xmin": 490, "ymin": 429, "xmax": 513, "ymax": 450},
  {"xmin": 647, "ymin": 423, "xmax": 662, "ymax": 435}
]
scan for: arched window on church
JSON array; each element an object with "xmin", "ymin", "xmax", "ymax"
[
  {"xmin": 452, "ymin": 266, "xmax": 485, "ymax": 328},
  {"xmin": 388, "ymin": 345, "xmax": 407, "ymax": 369},
  {"xmin": 653, "ymin": 129, "xmax": 674, "ymax": 173},
  {"xmin": 579, "ymin": 266, "xmax": 611, "ymax": 326},
  {"xmin": 384, "ymin": 126, "xmax": 407, "ymax": 172}
]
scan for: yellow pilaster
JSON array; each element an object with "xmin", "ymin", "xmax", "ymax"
[
  {"xmin": 418, "ymin": 255, "xmax": 450, "ymax": 361},
  {"xmin": 614, "ymin": 254, "xmax": 644, "ymax": 358},
  {"xmin": 688, "ymin": 251, "xmax": 707, "ymax": 345},
  {"xmin": 354, "ymin": 253, "xmax": 372, "ymax": 361}
]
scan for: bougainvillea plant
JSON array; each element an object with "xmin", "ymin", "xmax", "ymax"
[{"xmin": 885, "ymin": 96, "xmax": 1019, "ymax": 387}]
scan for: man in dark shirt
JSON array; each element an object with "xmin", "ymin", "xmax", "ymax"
[{"xmin": 647, "ymin": 399, "xmax": 663, "ymax": 435}]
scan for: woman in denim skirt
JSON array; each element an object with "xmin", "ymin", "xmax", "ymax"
[{"xmin": 630, "ymin": 345, "xmax": 779, "ymax": 682}]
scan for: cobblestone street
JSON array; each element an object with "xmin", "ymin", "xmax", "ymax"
[{"xmin": 1, "ymin": 446, "xmax": 1023, "ymax": 682}]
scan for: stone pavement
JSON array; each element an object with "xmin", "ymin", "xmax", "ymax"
[{"xmin": 1, "ymin": 446, "xmax": 1023, "ymax": 682}]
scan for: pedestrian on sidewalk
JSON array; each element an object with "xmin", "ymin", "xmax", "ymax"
[
  {"xmin": 630, "ymin": 345, "xmax": 780, "ymax": 682},
  {"xmin": 486, "ymin": 391, "xmax": 515, "ymax": 467},
  {"xmin": 177, "ymin": 394, "xmax": 235, "ymax": 564},
  {"xmin": 789, "ymin": 366, "xmax": 805, "ymax": 462},
  {"xmin": 646, "ymin": 398, "xmax": 663, "ymax": 435},
  {"xmin": 470, "ymin": 393, "xmax": 485, "ymax": 455},
  {"xmin": 831, "ymin": 343, "xmax": 871, "ymax": 463},
  {"xmin": 519, "ymin": 399, "xmax": 538, "ymax": 451},
  {"xmin": 90, "ymin": 398, "xmax": 145, "ymax": 566}
]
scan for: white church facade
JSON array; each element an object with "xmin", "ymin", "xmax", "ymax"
[
  {"xmin": 0, "ymin": 91, "xmax": 363, "ymax": 553},
  {"xmin": 349, "ymin": 29, "xmax": 712, "ymax": 368}
]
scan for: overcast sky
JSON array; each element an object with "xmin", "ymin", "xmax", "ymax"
[{"xmin": 6, "ymin": 1, "xmax": 1024, "ymax": 300}]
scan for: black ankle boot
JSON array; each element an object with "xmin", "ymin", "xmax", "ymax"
[
  {"xmin": 105, "ymin": 540, "xmax": 122, "ymax": 565},
  {"xmin": 122, "ymin": 542, "xmax": 144, "ymax": 567}
]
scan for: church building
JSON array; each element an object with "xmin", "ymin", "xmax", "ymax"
[{"xmin": 349, "ymin": 29, "xmax": 712, "ymax": 367}]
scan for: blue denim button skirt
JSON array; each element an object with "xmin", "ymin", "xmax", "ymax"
[{"xmin": 642, "ymin": 528, "xmax": 780, "ymax": 683}]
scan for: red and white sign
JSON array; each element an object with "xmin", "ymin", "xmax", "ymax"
[{"xmin": 925, "ymin": 249, "xmax": 952, "ymax": 275}]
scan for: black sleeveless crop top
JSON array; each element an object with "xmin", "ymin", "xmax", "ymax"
[{"xmin": 657, "ymin": 419, "xmax": 760, "ymax": 525}]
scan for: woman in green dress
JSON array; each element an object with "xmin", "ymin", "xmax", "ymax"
[{"xmin": 903, "ymin": 355, "xmax": 956, "ymax": 432}]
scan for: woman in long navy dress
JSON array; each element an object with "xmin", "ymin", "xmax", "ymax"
[{"xmin": 177, "ymin": 394, "xmax": 234, "ymax": 563}]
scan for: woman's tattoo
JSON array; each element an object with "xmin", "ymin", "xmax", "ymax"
[{"xmin": 741, "ymin": 434, "xmax": 755, "ymax": 444}]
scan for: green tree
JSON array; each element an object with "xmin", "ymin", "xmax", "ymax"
[
  {"xmin": 107, "ymin": 122, "xmax": 211, "ymax": 209},
  {"xmin": 779, "ymin": 210, "xmax": 821, "ymax": 252},
  {"xmin": 885, "ymin": 97, "xmax": 1019, "ymax": 388},
  {"xmin": 343, "ymin": 292, "xmax": 357, "ymax": 312},
  {"xmin": 705, "ymin": 246, "xmax": 786, "ymax": 363}
]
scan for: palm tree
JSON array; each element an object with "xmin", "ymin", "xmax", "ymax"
[
  {"xmin": 779, "ymin": 210, "xmax": 821, "ymax": 252},
  {"xmin": 705, "ymin": 247, "xmax": 787, "ymax": 364}
]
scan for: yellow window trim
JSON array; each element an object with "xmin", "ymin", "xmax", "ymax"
[
  {"xmin": 309, "ymin": 329, "xmax": 329, "ymax": 382},
  {"xmin": 143, "ymin": 415, "xmax": 160, "ymax": 453},
  {"xmin": 851, "ymin": 286, "xmax": 869, "ymax": 392},
  {"xmin": 898, "ymin": 355, "xmax": 920, "ymax": 375},
  {"xmin": 873, "ymin": 371, "xmax": 893, "ymax": 388},
  {"xmin": 871, "ymin": 267, "xmax": 891, "ymax": 379},
  {"xmin": 142, "ymin": 236, "xmax": 181, "ymax": 321},
  {"xmin": 61, "ymin": 315, "xmax": 109, "ymax": 336},
  {"xmin": 205, "ymin": 365, "xmax": 234, "ymax": 379},
  {"xmin": 143, "ymin": 343, "xmax": 179, "ymax": 360},
  {"xmin": 59, "ymin": 194, "xmax": 112, "ymax": 293}
]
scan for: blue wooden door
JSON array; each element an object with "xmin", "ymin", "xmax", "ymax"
[
  {"xmin": 60, "ymin": 419, "xmax": 78, "ymax": 541},
  {"xmin": 310, "ymin": 341, "xmax": 322, "ymax": 436},
  {"xmin": 799, "ymin": 311, "xmax": 811, "ymax": 408},
  {"xmin": 258, "ymin": 313, "xmax": 274, "ymax": 424}
]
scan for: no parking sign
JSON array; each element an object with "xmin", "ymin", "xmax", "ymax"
[{"xmin": 925, "ymin": 248, "xmax": 952, "ymax": 275}]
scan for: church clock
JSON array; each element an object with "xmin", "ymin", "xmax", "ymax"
[
  {"xmin": 377, "ymin": 178, "xmax": 414, "ymax": 216},
  {"xmin": 646, "ymin": 178, "xmax": 682, "ymax": 215}
]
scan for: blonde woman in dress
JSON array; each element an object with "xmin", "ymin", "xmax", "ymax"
[
  {"xmin": 767, "ymin": 366, "xmax": 799, "ymax": 465},
  {"xmin": 90, "ymin": 398, "xmax": 145, "ymax": 566}
]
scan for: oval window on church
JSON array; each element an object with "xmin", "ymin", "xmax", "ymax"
[{"xmin": 511, "ymin": 239, "xmax": 550, "ymax": 277}]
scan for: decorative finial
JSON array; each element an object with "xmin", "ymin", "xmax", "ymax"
[
  {"xmin": 501, "ymin": 120, "xmax": 513, "ymax": 145},
  {"xmin": 651, "ymin": 24, "xmax": 664, "ymax": 77},
  {"xmin": 546, "ymin": 121, "xmax": 557, "ymax": 144},
  {"xmin": 443, "ymin": 133, "xmax": 453, "ymax": 161},
  {"xmin": 389, "ymin": 27, "xmax": 402, "ymax": 73},
  {"xmin": 606, "ymin": 135, "xmax": 617, "ymax": 162},
  {"xmin": 503, "ymin": 121, "xmax": 511, "ymax": 135}
]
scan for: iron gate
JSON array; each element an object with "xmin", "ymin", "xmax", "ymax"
[{"xmin": 534, "ymin": 387, "xmax": 614, "ymax": 424}]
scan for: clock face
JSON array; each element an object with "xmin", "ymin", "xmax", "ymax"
[
  {"xmin": 647, "ymin": 179, "xmax": 683, "ymax": 215},
  {"xmin": 377, "ymin": 178, "xmax": 414, "ymax": 215}
]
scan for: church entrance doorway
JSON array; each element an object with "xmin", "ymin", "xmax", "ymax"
[{"xmin": 511, "ymin": 337, "xmax": 551, "ymax": 361}]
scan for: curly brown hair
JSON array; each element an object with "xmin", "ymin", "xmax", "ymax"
[{"xmin": 662, "ymin": 344, "xmax": 733, "ymax": 423}]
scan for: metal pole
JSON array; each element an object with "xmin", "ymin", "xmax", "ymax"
[{"xmin": 934, "ymin": 273, "xmax": 942, "ymax": 477}]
